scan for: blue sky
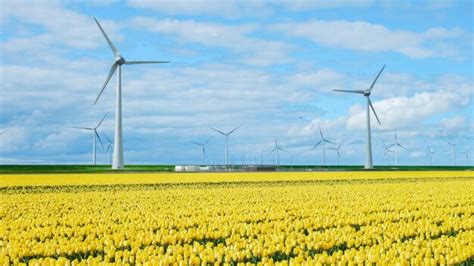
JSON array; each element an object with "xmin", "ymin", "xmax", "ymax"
[{"xmin": 0, "ymin": 0, "xmax": 472, "ymax": 166}]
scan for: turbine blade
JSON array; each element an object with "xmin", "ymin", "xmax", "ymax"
[
  {"xmin": 327, "ymin": 147, "xmax": 337, "ymax": 150},
  {"xmin": 312, "ymin": 140, "xmax": 322, "ymax": 150},
  {"xmin": 125, "ymin": 60, "xmax": 170, "ymax": 65},
  {"xmin": 93, "ymin": 17, "xmax": 120, "ymax": 57},
  {"xmin": 96, "ymin": 112, "xmax": 109, "ymax": 128},
  {"xmin": 318, "ymin": 124, "xmax": 323, "ymax": 138},
  {"xmin": 94, "ymin": 63, "xmax": 117, "ymax": 105},
  {"xmin": 190, "ymin": 141, "xmax": 202, "ymax": 146},
  {"xmin": 332, "ymin": 89, "xmax": 365, "ymax": 94},
  {"xmin": 269, "ymin": 147, "xmax": 277, "ymax": 155},
  {"xmin": 368, "ymin": 64, "xmax": 386, "ymax": 92},
  {"xmin": 102, "ymin": 133, "xmax": 112, "ymax": 143},
  {"xmin": 279, "ymin": 147, "xmax": 288, "ymax": 152},
  {"xmin": 95, "ymin": 130, "xmax": 105, "ymax": 151},
  {"xmin": 398, "ymin": 143, "xmax": 407, "ymax": 150},
  {"xmin": 324, "ymin": 139, "xmax": 336, "ymax": 144},
  {"xmin": 368, "ymin": 97, "xmax": 381, "ymax": 125},
  {"xmin": 210, "ymin": 127, "xmax": 226, "ymax": 136},
  {"xmin": 228, "ymin": 125, "xmax": 241, "ymax": 135},
  {"xmin": 204, "ymin": 137, "xmax": 212, "ymax": 145},
  {"xmin": 106, "ymin": 144, "xmax": 111, "ymax": 153},
  {"xmin": 73, "ymin": 127, "xmax": 93, "ymax": 130}
]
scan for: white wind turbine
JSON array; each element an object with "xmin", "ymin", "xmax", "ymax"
[
  {"xmin": 211, "ymin": 125, "xmax": 241, "ymax": 166},
  {"xmin": 312, "ymin": 124, "xmax": 335, "ymax": 166},
  {"xmin": 448, "ymin": 142, "xmax": 456, "ymax": 166},
  {"xmin": 333, "ymin": 65, "xmax": 385, "ymax": 169},
  {"xmin": 73, "ymin": 113, "xmax": 108, "ymax": 165},
  {"xmin": 425, "ymin": 145, "xmax": 435, "ymax": 166},
  {"xmin": 383, "ymin": 143, "xmax": 395, "ymax": 166},
  {"xmin": 390, "ymin": 129, "xmax": 406, "ymax": 167},
  {"xmin": 269, "ymin": 137, "xmax": 288, "ymax": 166},
  {"xmin": 102, "ymin": 133, "xmax": 114, "ymax": 165},
  {"xmin": 191, "ymin": 137, "xmax": 212, "ymax": 165},
  {"xmin": 93, "ymin": 18, "xmax": 169, "ymax": 169},
  {"xmin": 328, "ymin": 141, "xmax": 344, "ymax": 166},
  {"xmin": 461, "ymin": 150, "xmax": 469, "ymax": 166}
]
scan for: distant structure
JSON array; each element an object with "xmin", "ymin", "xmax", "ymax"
[
  {"xmin": 425, "ymin": 145, "xmax": 435, "ymax": 166},
  {"xmin": 333, "ymin": 65, "xmax": 385, "ymax": 169},
  {"xmin": 92, "ymin": 17, "xmax": 169, "ymax": 169},
  {"xmin": 211, "ymin": 125, "xmax": 241, "ymax": 166},
  {"xmin": 461, "ymin": 150, "xmax": 469, "ymax": 166},
  {"xmin": 191, "ymin": 137, "xmax": 212, "ymax": 165},
  {"xmin": 102, "ymin": 133, "xmax": 114, "ymax": 165},
  {"xmin": 328, "ymin": 141, "xmax": 344, "ymax": 166},
  {"xmin": 390, "ymin": 129, "xmax": 406, "ymax": 167},
  {"xmin": 312, "ymin": 124, "xmax": 335, "ymax": 166},
  {"xmin": 448, "ymin": 142, "xmax": 456, "ymax": 166},
  {"xmin": 73, "ymin": 113, "xmax": 108, "ymax": 165},
  {"xmin": 269, "ymin": 137, "xmax": 288, "ymax": 166},
  {"xmin": 383, "ymin": 143, "xmax": 395, "ymax": 166}
]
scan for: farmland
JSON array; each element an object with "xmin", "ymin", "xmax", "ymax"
[{"xmin": 1, "ymin": 171, "xmax": 473, "ymax": 265}]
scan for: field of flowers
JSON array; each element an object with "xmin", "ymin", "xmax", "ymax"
[{"xmin": 1, "ymin": 171, "xmax": 473, "ymax": 265}]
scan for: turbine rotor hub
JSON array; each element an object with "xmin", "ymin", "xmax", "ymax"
[
  {"xmin": 363, "ymin": 90, "xmax": 371, "ymax": 96},
  {"xmin": 115, "ymin": 56, "xmax": 125, "ymax": 65}
]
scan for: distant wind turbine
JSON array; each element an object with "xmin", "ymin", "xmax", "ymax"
[
  {"xmin": 269, "ymin": 137, "xmax": 288, "ymax": 166},
  {"xmin": 312, "ymin": 124, "xmax": 335, "ymax": 166},
  {"xmin": 461, "ymin": 150, "xmax": 469, "ymax": 166},
  {"xmin": 211, "ymin": 125, "xmax": 241, "ymax": 166},
  {"xmin": 383, "ymin": 143, "xmax": 395, "ymax": 166},
  {"xmin": 102, "ymin": 133, "xmax": 114, "ymax": 165},
  {"xmin": 328, "ymin": 141, "xmax": 344, "ymax": 166},
  {"xmin": 191, "ymin": 137, "xmax": 212, "ymax": 165},
  {"xmin": 425, "ymin": 145, "xmax": 435, "ymax": 166},
  {"xmin": 333, "ymin": 65, "xmax": 385, "ymax": 169},
  {"xmin": 390, "ymin": 129, "xmax": 406, "ymax": 167},
  {"xmin": 73, "ymin": 113, "xmax": 108, "ymax": 165},
  {"xmin": 93, "ymin": 17, "xmax": 169, "ymax": 169},
  {"xmin": 448, "ymin": 142, "xmax": 456, "ymax": 166}
]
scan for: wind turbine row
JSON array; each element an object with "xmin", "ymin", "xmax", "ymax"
[
  {"xmin": 191, "ymin": 137, "xmax": 212, "ymax": 165},
  {"xmin": 92, "ymin": 18, "xmax": 169, "ymax": 169}
]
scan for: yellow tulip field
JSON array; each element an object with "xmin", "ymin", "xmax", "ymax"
[{"xmin": 1, "ymin": 171, "xmax": 473, "ymax": 265}]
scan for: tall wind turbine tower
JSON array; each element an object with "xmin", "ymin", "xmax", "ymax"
[
  {"xmin": 312, "ymin": 124, "xmax": 335, "ymax": 166},
  {"xmin": 448, "ymin": 142, "xmax": 456, "ymax": 166},
  {"xmin": 93, "ymin": 18, "xmax": 169, "ymax": 169},
  {"xmin": 191, "ymin": 137, "xmax": 212, "ymax": 165},
  {"xmin": 333, "ymin": 65, "xmax": 385, "ymax": 169},
  {"xmin": 390, "ymin": 129, "xmax": 406, "ymax": 167},
  {"xmin": 211, "ymin": 125, "xmax": 241, "ymax": 166},
  {"xmin": 73, "ymin": 113, "xmax": 108, "ymax": 165}
]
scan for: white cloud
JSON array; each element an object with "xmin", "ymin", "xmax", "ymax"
[
  {"xmin": 439, "ymin": 116, "xmax": 467, "ymax": 130},
  {"xmin": 130, "ymin": 17, "xmax": 290, "ymax": 66},
  {"xmin": 272, "ymin": 20, "xmax": 469, "ymax": 59},
  {"xmin": 345, "ymin": 91, "xmax": 470, "ymax": 130},
  {"xmin": 287, "ymin": 69, "xmax": 345, "ymax": 92}
]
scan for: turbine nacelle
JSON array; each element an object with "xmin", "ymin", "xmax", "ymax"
[
  {"xmin": 115, "ymin": 56, "xmax": 126, "ymax": 65},
  {"xmin": 363, "ymin": 90, "xmax": 371, "ymax": 97}
]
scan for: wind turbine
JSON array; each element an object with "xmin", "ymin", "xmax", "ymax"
[
  {"xmin": 448, "ymin": 142, "xmax": 456, "ymax": 166},
  {"xmin": 328, "ymin": 141, "xmax": 344, "ymax": 166},
  {"xmin": 269, "ymin": 137, "xmax": 288, "ymax": 166},
  {"xmin": 191, "ymin": 137, "xmax": 212, "ymax": 165},
  {"xmin": 312, "ymin": 124, "xmax": 335, "ymax": 166},
  {"xmin": 425, "ymin": 145, "xmax": 435, "ymax": 166},
  {"xmin": 390, "ymin": 129, "xmax": 406, "ymax": 167},
  {"xmin": 461, "ymin": 150, "xmax": 469, "ymax": 166},
  {"xmin": 92, "ymin": 17, "xmax": 169, "ymax": 169},
  {"xmin": 333, "ymin": 65, "xmax": 385, "ymax": 169},
  {"xmin": 102, "ymin": 133, "xmax": 114, "ymax": 165},
  {"xmin": 211, "ymin": 125, "xmax": 241, "ymax": 166},
  {"xmin": 73, "ymin": 113, "xmax": 108, "ymax": 165},
  {"xmin": 383, "ymin": 143, "xmax": 395, "ymax": 166}
]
